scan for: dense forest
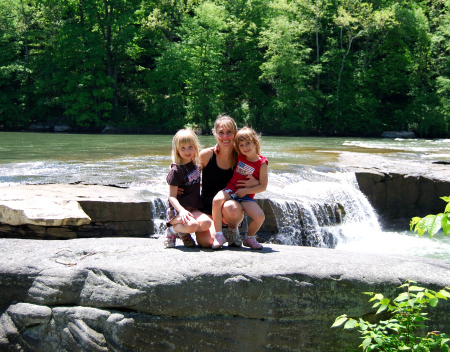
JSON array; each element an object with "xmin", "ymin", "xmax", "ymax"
[{"xmin": 0, "ymin": 0, "xmax": 449, "ymax": 136}]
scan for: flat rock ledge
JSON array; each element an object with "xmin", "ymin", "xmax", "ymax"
[
  {"xmin": 0, "ymin": 237, "xmax": 449, "ymax": 352},
  {"xmin": 0, "ymin": 184, "xmax": 160, "ymax": 239},
  {"xmin": 337, "ymin": 153, "xmax": 450, "ymax": 230}
]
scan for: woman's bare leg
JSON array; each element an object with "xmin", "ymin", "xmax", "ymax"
[{"xmin": 222, "ymin": 199, "xmax": 244, "ymax": 229}]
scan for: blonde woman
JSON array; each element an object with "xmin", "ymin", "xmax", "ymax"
[
  {"xmin": 195, "ymin": 115, "xmax": 259, "ymax": 248},
  {"xmin": 211, "ymin": 127, "xmax": 267, "ymax": 250}
]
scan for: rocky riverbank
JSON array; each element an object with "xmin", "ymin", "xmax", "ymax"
[
  {"xmin": 0, "ymin": 236, "xmax": 449, "ymax": 352},
  {"xmin": 337, "ymin": 153, "xmax": 450, "ymax": 230}
]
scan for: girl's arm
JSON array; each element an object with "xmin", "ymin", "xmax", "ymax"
[
  {"xmin": 235, "ymin": 163, "xmax": 268, "ymax": 197},
  {"xmin": 168, "ymin": 185, "xmax": 194, "ymax": 223}
]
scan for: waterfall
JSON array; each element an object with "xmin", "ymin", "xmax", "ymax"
[
  {"xmin": 149, "ymin": 197, "xmax": 167, "ymax": 235},
  {"xmin": 136, "ymin": 169, "xmax": 382, "ymax": 248},
  {"xmin": 255, "ymin": 170, "xmax": 381, "ymax": 248}
]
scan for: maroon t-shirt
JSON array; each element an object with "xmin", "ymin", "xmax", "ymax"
[{"xmin": 166, "ymin": 162, "xmax": 203, "ymax": 210}]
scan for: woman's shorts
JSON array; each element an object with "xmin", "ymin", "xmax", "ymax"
[{"xmin": 166, "ymin": 206, "xmax": 200, "ymax": 227}]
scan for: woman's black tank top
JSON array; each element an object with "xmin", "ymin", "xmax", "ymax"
[{"xmin": 200, "ymin": 152, "xmax": 234, "ymax": 214}]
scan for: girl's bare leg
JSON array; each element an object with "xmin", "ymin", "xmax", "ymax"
[
  {"xmin": 194, "ymin": 214, "xmax": 214, "ymax": 248},
  {"xmin": 241, "ymin": 202, "xmax": 265, "ymax": 237},
  {"xmin": 171, "ymin": 216, "xmax": 199, "ymax": 234}
]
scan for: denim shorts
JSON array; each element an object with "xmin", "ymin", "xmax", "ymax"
[{"xmin": 224, "ymin": 188, "xmax": 255, "ymax": 203}]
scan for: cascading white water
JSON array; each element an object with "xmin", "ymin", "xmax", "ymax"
[{"xmin": 257, "ymin": 169, "xmax": 381, "ymax": 248}]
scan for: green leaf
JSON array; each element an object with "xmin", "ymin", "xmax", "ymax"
[
  {"xmin": 376, "ymin": 304, "xmax": 388, "ymax": 314},
  {"xmin": 441, "ymin": 214, "xmax": 450, "ymax": 235},
  {"xmin": 409, "ymin": 286, "xmax": 425, "ymax": 292},
  {"xmin": 362, "ymin": 337, "xmax": 372, "ymax": 350},
  {"xmin": 380, "ymin": 298, "xmax": 390, "ymax": 305},
  {"xmin": 429, "ymin": 297, "xmax": 438, "ymax": 307},
  {"xmin": 344, "ymin": 319, "xmax": 358, "ymax": 329},
  {"xmin": 437, "ymin": 289, "xmax": 450, "ymax": 299},
  {"xmin": 331, "ymin": 316, "xmax": 348, "ymax": 328}
]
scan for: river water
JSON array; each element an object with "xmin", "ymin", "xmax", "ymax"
[{"xmin": 1, "ymin": 132, "xmax": 450, "ymax": 260}]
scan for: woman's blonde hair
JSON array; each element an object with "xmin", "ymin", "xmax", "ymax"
[
  {"xmin": 213, "ymin": 114, "xmax": 239, "ymax": 169},
  {"xmin": 234, "ymin": 126, "xmax": 261, "ymax": 155},
  {"xmin": 171, "ymin": 128, "xmax": 202, "ymax": 166}
]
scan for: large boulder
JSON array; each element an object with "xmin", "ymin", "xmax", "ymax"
[
  {"xmin": 0, "ymin": 184, "xmax": 160, "ymax": 239},
  {"xmin": 381, "ymin": 131, "xmax": 415, "ymax": 138},
  {"xmin": 0, "ymin": 237, "xmax": 448, "ymax": 352},
  {"xmin": 337, "ymin": 153, "xmax": 450, "ymax": 230}
]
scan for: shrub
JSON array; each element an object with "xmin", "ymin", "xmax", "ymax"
[{"xmin": 332, "ymin": 280, "xmax": 450, "ymax": 351}]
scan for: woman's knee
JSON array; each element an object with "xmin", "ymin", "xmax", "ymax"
[
  {"xmin": 198, "ymin": 217, "xmax": 213, "ymax": 232},
  {"xmin": 223, "ymin": 200, "xmax": 244, "ymax": 222}
]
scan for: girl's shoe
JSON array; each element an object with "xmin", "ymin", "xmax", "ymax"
[
  {"xmin": 212, "ymin": 233, "xmax": 227, "ymax": 249},
  {"xmin": 178, "ymin": 233, "xmax": 195, "ymax": 247},
  {"xmin": 228, "ymin": 228, "xmax": 242, "ymax": 247},
  {"xmin": 243, "ymin": 235, "xmax": 263, "ymax": 250},
  {"xmin": 164, "ymin": 228, "xmax": 177, "ymax": 248}
]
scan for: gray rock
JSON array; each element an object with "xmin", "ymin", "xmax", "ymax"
[
  {"xmin": 54, "ymin": 125, "xmax": 71, "ymax": 132},
  {"xmin": 381, "ymin": 131, "xmax": 415, "ymax": 138},
  {"xmin": 0, "ymin": 237, "xmax": 448, "ymax": 351},
  {"xmin": 0, "ymin": 185, "xmax": 159, "ymax": 238},
  {"xmin": 337, "ymin": 153, "xmax": 450, "ymax": 229},
  {"xmin": 29, "ymin": 124, "xmax": 52, "ymax": 132}
]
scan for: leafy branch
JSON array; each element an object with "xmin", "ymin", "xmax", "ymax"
[
  {"xmin": 410, "ymin": 196, "xmax": 450, "ymax": 238},
  {"xmin": 332, "ymin": 280, "xmax": 450, "ymax": 351}
]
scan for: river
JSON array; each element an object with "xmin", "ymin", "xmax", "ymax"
[{"xmin": 1, "ymin": 132, "xmax": 450, "ymax": 260}]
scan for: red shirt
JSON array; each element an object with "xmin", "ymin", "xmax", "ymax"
[{"xmin": 226, "ymin": 154, "xmax": 268, "ymax": 199}]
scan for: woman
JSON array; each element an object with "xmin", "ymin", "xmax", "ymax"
[{"xmin": 195, "ymin": 115, "xmax": 258, "ymax": 247}]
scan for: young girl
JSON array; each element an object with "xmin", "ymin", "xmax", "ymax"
[
  {"xmin": 212, "ymin": 127, "xmax": 268, "ymax": 250},
  {"xmin": 165, "ymin": 129, "xmax": 212, "ymax": 248}
]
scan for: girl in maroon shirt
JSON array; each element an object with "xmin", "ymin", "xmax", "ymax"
[{"xmin": 164, "ymin": 129, "xmax": 212, "ymax": 248}]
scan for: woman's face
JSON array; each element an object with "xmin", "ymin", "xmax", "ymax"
[{"xmin": 215, "ymin": 123, "xmax": 235, "ymax": 149}]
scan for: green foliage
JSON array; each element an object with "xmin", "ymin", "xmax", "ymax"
[
  {"xmin": 1, "ymin": 0, "xmax": 450, "ymax": 134},
  {"xmin": 411, "ymin": 196, "xmax": 450, "ymax": 238},
  {"xmin": 332, "ymin": 280, "xmax": 450, "ymax": 352}
]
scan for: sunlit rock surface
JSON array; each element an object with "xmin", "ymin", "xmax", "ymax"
[
  {"xmin": 0, "ymin": 237, "xmax": 449, "ymax": 352},
  {"xmin": 0, "ymin": 184, "xmax": 157, "ymax": 238},
  {"xmin": 337, "ymin": 153, "xmax": 450, "ymax": 229}
]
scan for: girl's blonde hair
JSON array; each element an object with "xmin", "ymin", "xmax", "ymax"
[
  {"xmin": 213, "ymin": 114, "xmax": 239, "ymax": 169},
  {"xmin": 234, "ymin": 126, "xmax": 261, "ymax": 155},
  {"xmin": 171, "ymin": 128, "xmax": 202, "ymax": 166}
]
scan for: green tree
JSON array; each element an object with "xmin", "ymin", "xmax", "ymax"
[{"xmin": 330, "ymin": 0, "xmax": 396, "ymax": 133}]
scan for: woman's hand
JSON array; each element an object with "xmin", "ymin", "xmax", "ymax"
[{"xmin": 236, "ymin": 175, "xmax": 259, "ymax": 188}]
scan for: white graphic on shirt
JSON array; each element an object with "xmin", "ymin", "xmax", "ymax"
[
  {"xmin": 186, "ymin": 167, "xmax": 201, "ymax": 185},
  {"xmin": 236, "ymin": 161, "xmax": 255, "ymax": 176}
]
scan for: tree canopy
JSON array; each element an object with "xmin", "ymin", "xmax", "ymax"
[{"xmin": 0, "ymin": 0, "xmax": 449, "ymax": 136}]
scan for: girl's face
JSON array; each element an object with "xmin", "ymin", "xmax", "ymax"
[
  {"xmin": 215, "ymin": 124, "xmax": 235, "ymax": 149},
  {"xmin": 177, "ymin": 143, "xmax": 196, "ymax": 164},
  {"xmin": 238, "ymin": 139, "xmax": 257, "ymax": 158}
]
